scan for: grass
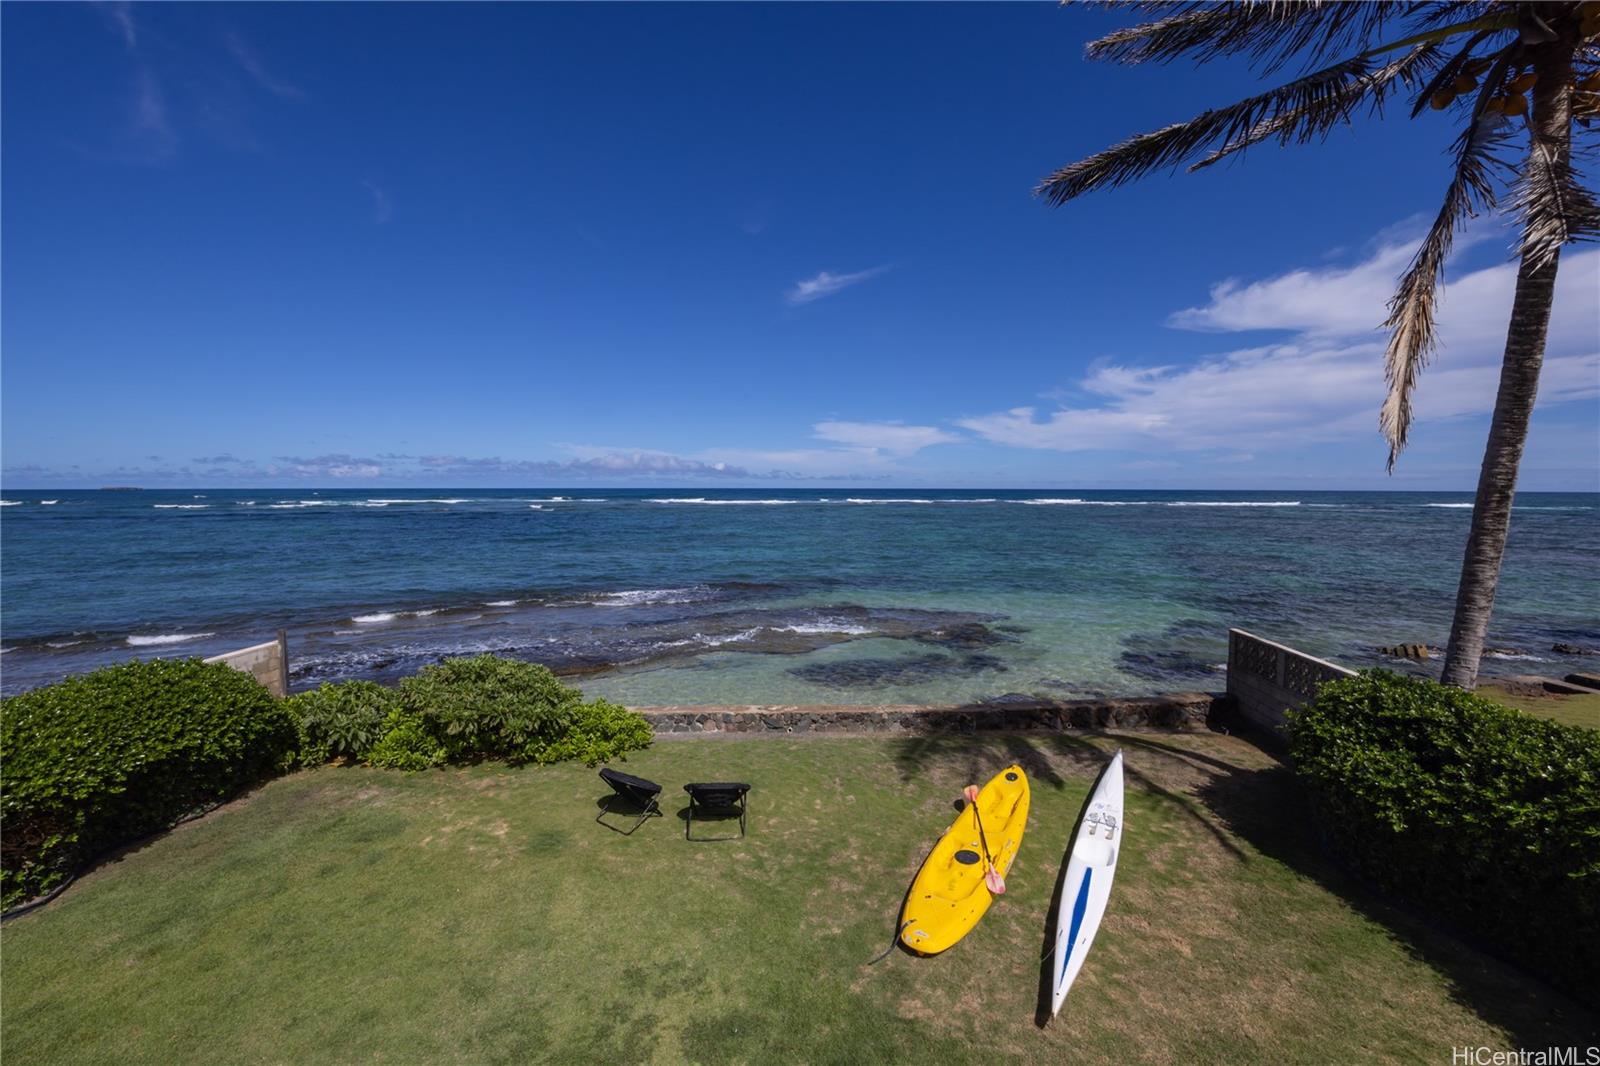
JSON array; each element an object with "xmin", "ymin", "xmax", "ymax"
[
  {"xmin": 3, "ymin": 732, "xmax": 1593, "ymax": 1064},
  {"xmin": 1479, "ymin": 684, "xmax": 1600, "ymax": 730}
]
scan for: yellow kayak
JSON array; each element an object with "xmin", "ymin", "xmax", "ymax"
[{"xmin": 899, "ymin": 765, "xmax": 1030, "ymax": 955}]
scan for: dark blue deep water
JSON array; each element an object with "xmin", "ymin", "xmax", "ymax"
[{"xmin": 2, "ymin": 489, "xmax": 1596, "ymax": 703}]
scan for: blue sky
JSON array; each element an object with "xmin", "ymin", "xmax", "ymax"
[{"xmin": 3, "ymin": 3, "xmax": 1597, "ymax": 490}]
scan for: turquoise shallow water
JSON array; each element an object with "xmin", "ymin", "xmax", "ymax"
[{"xmin": 1, "ymin": 488, "xmax": 1596, "ymax": 702}]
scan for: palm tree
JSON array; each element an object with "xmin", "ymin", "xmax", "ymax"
[{"xmin": 1039, "ymin": 1, "xmax": 1599, "ymax": 688}]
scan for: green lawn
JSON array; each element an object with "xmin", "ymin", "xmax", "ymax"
[
  {"xmin": 1481, "ymin": 684, "xmax": 1600, "ymax": 730},
  {"xmin": 3, "ymin": 732, "xmax": 1592, "ymax": 1064}
]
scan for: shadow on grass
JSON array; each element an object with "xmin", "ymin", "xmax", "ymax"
[
  {"xmin": 889, "ymin": 731, "xmax": 1245, "ymax": 861},
  {"xmin": 1112, "ymin": 733, "xmax": 1600, "ymax": 1048},
  {"xmin": 887, "ymin": 728, "xmax": 1598, "ymax": 1044}
]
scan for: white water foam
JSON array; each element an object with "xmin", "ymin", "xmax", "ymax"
[
  {"xmin": 594, "ymin": 588, "xmax": 703, "ymax": 606},
  {"xmin": 365, "ymin": 498, "xmax": 472, "ymax": 505},
  {"xmin": 1426, "ymin": 503, "xmax": 1474, "ymax": 508},
  {"xmin": 528, "ymin": 504, "xmax": 544, "ymax": 510},
  {"xmin": 647, "ymin": 498, "xmax": 800, "ymax": 505},
  {"xmin": 771, "ymin": 622, "xmax": 873, "ymax": 635},
  {"xmin": 693, "ymin": 628, "xmax": 763, "ymax": 647},
  {"xmin": 154, "ymin": 504, "xmax": 210, "ymax": 510},
  {"xmin": 127, "ymin": 632, "xmax": 215, "ymax": 646},
  {"xmin": 1167, "ymin": 501, "xmax": 1300, "ymax": 507},
  {"xmin": 484, "ymin": 600, "xmax": 518, "ymax": 607},
  {"xmin": 411, "ymin": 609, "xmax": 440, "ymax": 617},
  {"xmin": 352, "ymin": 612, "xmax": 397, "ymax": 624},
  {"xmin": 46, "ymin": 639, "xmax": 88, "ymax": 648},
  {"xmin": 40, "ymin": 499, "xmax": 58, "ymax": 505},
  {"xmin": 0, "ymin": 500, "xmax": 21, "ymax": 506},
  {"xmin": 1484, "ymin": 651, "xmax": 1551, "ymax": 662},
  {"xmin": 845, "ymin": 498, "xmax": 936, "ymax": 504}
]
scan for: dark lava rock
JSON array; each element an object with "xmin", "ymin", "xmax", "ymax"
[
  {"xmin": 1376, "ymin": 643, "xmax": 1434, "ymax": 661},
  {"xmin": 1554, "ymin": 642, "xmax": 1597, "ymax": 656},
  {"xmin": 913, "ymin": 622, "xmax": 1012, "ymax": 650},
  {"xmin": 788, "ymin": 652, "xmax": 1007, "ymax": 689}
]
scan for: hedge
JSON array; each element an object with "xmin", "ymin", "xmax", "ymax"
[
  {"xmin": 2, "ymin": 654, "xmax": 654, "ymax": 909},
  {"xmin": 1287, "ymin": 670, "xmax": 1600, "ymax": 998},
  {"xmin": 287, "ymin": 657, "xmax": 653, "ymax": 770},
  {"xmin": 1, "ymin": 658, "xmax": 299, "ymax": 908},
  {"xmin": 394, "ymin": 655, "xmax": 652, "ymax": 767}
]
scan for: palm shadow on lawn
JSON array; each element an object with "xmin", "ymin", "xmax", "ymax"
[
  {"xmin": 1111, "ymin": 732, "xmax": 1599, "ymax": 1048},
  {"xmin": 885, "ymin": 728, "xmax": 1597, "ymax": 1046}
]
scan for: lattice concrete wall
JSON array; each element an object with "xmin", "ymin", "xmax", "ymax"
[{"xmin": 1226, "ymin": 628, "xmax": 1354, "ymax": 735}]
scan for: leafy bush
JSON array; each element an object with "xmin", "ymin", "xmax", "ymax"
[
  {"xmin": 287, "ymin": 680, "xmax": 400, "ymax": 765},
  {"xmin": 364, "ymin": 709, "xmax": 447, "ymax": 771},
  {"xmin": 397, "ymin": 655, "xmax": 581, "ymax": 762},
  {"xmin": 0, "ymin": 659, "xmax": 298, "ymax": 907},
  {"xmin": 523, "ymin": 697, "xmax": 654, "ymax": 766},
  {"xmin": 1288, "ymin": 670, "xmax": 1600, "ymax": 997},
  {"xmin": 376, "ymin": 655, "xmax": 651, "ymax": 769}
]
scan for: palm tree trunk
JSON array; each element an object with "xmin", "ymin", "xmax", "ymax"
[{"xmin": 1439, "ymin": 40, "xmax": 1574, "ymax": 690}]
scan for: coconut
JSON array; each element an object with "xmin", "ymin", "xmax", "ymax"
[
  {"xmin": 1509, "ymin": 72, "xmax": 1537, "ymax": 93},
  {"xmin": 1430, "ymin": 90, "xmax": 1455, "ymax": 111},
  {"xmin": 1451, "ymin": 74, "xmax": 1478, "ymax": 94},
  {"xmin": 1501, "ymin": 93, "xmax": 1528, "ymax": 117}
]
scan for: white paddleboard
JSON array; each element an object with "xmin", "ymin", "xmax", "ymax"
[{"xmin": 1050, "ymin": 749, "xmax": 1123, "ymax": 1017}]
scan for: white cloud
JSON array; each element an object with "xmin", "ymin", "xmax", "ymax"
[
  {"xmin": 786, "ymin": 266, "xmax": 889, "ymax": 305},
  {"xmin": 1168, "ymin": 242, "xmax": 1414, "ymax": 335},
  {"xmin": 961, "ymin": 244, "xmax": 1600, "ymax": 456},
  {"xmin": 812, "ymin": 421, "xmax": 958, "ymax": 457},
  {"xmin": 225, "ymin": 32, "xmax": 306, "ymax": 100},
  {"xmin": 363, "ymin": 180, "xmax": 393, "ymax": 224},
  {"xmin": 129, "ymin": 68, "xmax": 176, "ymax": 160},
  {"xmin": 105, "ymin": 2, "xmax": 137, "ymax": 50}
]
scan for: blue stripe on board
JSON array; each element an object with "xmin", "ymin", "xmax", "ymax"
[{"xmin": 1059, "ymin": 867, "xmax": 1093, "ymax": 983}]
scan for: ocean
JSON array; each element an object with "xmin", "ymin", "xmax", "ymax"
[{"xmin": 1, "ymin": 488, "xmax": 1596, "ymax": 703}]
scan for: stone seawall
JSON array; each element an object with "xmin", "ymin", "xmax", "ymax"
[{"xmin": 634, "ymin": 691, "xmax": 1224, "ymax": 736}]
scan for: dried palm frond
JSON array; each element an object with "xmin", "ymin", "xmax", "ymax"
[
  {"xmin": 1513, "ymin": 137, "xmax": 1600, "ymax": 272},
  {"xmin": 1380, "ymin": 49, "xmax": 1520, "ymax": 471},
  {"xmin": 1038, "ymin": 52, "xmax": 1402, "ymax": 203},
  {"xmin": 1192, "ymin": 44, "xmax": 1442, "ymax": 171}
]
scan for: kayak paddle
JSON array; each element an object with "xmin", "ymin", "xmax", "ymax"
[{"xmin": 962, "ymin": 784, "xmax": 1006, "ymax": 895}]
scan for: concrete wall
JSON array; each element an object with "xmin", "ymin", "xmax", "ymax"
[
  {"xmin": 1226, "ymin": 628, "xmax": 1354, "ymax": 735},
  {"xmin": 204, "ymin": 631, "xmax": 288, "ymax": 698},
  {"xmin": 635, "ymin": 691, "xmax": 1222, "ymax": 736}
]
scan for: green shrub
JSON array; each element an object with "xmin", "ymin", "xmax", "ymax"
[
  {"xmin": 361, "ymin": 655, "xmax": 652, "ymax": 770},
  {"xmin": 364, "ymin": 709, "xmax": 447, "ymax": 771},
  {"xmin": 0, "ymin": 659, "xmax": 299, "ymax": 907},
  {"xmin": 1288, "ymin": 670, "xmax": 1600, "ymax": 997},
  {"xmin": 397, "ymin": 655, "xmax": 583, "ymax": 762},
  {"xmin": 287, "ymin": 680, "xmax": 400, "ymax": 765},
  {"xmin": 522, "ymin": 697, "xmax": 654, "ymax": 766}
]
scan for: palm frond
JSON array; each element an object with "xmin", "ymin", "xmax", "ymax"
[
  {"xmin": 1407, "ymin": 27, "xmax": 1499, "ymax": 118},
  {"xmin": 1380, "ymin": 51, "xmax": 1520, "ymax": 471},
  {"xmin": 1037, "ymin": 51, "xmax": 1413, "ymax": 204},
  {"xmin": 1512, "ymin": 135, "xmax": 1600, "ymax": 272},
  {"xmin": 1191, "ymin": 44, "xmax": 1442, "ymax": 172},
  {"xmin": 1086, "ymin": 1, "xmax": 1406, "ymax": 73}
]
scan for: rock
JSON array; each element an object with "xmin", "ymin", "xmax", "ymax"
[
  {"xmin": 1554, "ymin": 642, "xmax": 1597, "ymax": 656},
  {"xmin": 1377, "ymin": 643, "xmax": 1432, "ymax": 661}
]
